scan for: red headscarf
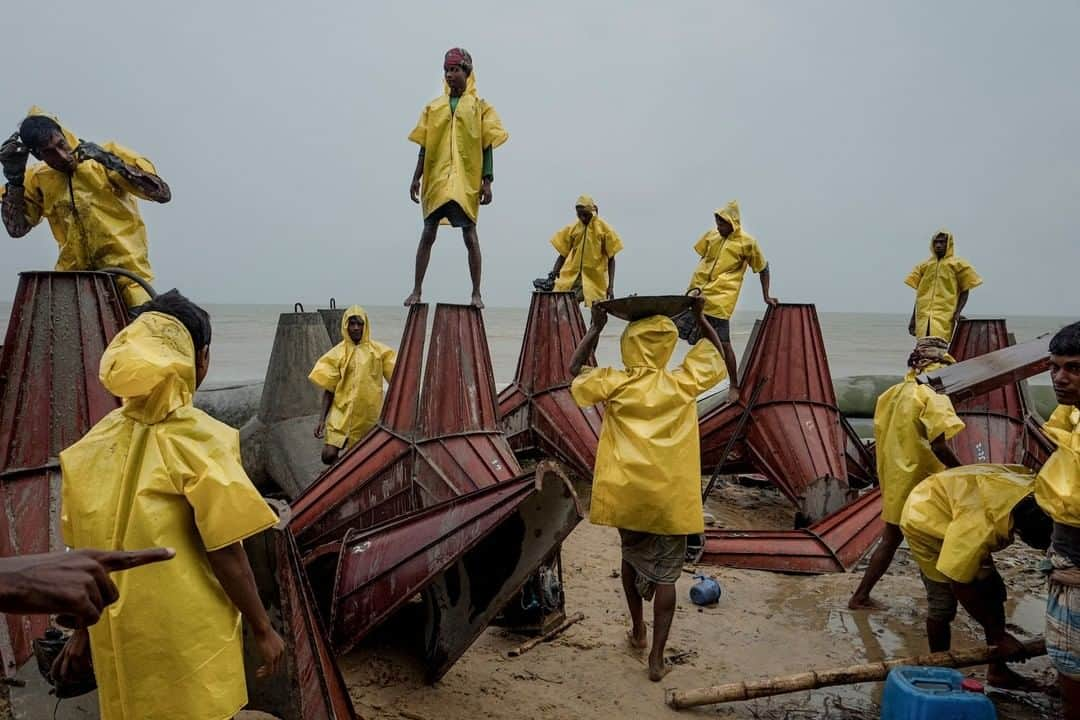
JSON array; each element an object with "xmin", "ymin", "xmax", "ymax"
[{"xmin": 443, "ymin": 47, "xmax": 473, "ymax": 72}]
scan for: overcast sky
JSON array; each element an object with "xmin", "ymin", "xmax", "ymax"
[{"xmin": 2, "ymin": 1, "xmax": 1076, "ymax": 315}]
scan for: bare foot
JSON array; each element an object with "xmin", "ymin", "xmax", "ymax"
[
  {"xmin": 986, "ymin": 665, "xmax": 1044, "ymax": 692},
  {"xmin": 404, "ymin": 292, "xmax": 421, "ymax": 307},
  {"xmin": 648, "ymin": 657, "xmax": 672, "ymax": 682},
  {"xmin": 626, "ymin": 627, "xmax": 647, "ymax": 652},
  {"xmin": 471, "ymin": 293, "xmax": 485, "ymax": 309},
  {"xmin": 847, "ymin": 594, "xmax": 885, "ymax": 610}
]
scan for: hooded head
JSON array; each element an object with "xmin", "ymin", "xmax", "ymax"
[
  {"xmin": 620, "ymin": 315, "xmax": 678, "ymax": 370},
  {"xmin": 19, "ymin": 106, "xmax": 79, "ymax": 173},
  {"xmin": 575, "ymin": 194, "xmax": 597, "ymax": 223},
  {"xmin": 443, "ymin": 47, "xmax": 475, "ymax": 97},
  {"xmin": 930, "ymin": 229, "xmax": 955, "ymax": 260},
  {"xmin": 100, "ymin": 311, "xmax": 198, "ymax": 424},
  {"xmin": 713, "ymin": 201, "xmax": 741, "ymax": 238},
  {"xmin": 341, "ymin": 305, "xmax": 370, "ymax": 346}
]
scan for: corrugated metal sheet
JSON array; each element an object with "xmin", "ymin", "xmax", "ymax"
[
  {"xmin": 0, "ymin": 272, "xmax": 127, "ymax": 674},
  {"xmin": 699, "ymin": 305, "xmax": 851, "ymax": 522},
  {"xmin": 699, "ymin": 489, "xmax": 883, "ymax": 574},
  {"xmin": 947, "ymin": 319, "xmax": 1030, "ymax": 465},
  {"xmin": 381, "ymin": 304, "xmax": 428, "ymax": 436},
  {"xmin": 244, "ymin": 515, "xmax": 356, "ymax": 720},
  {"xmin": 497, "ymin": 292, "xmax": 602, "ymax": 479},
  {"xmin": 420, "ymin": 304, "xmax": 500, "ymax": 435}
]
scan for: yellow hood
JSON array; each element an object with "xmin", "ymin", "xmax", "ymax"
[
  {"xmin": 576, "ymin": 194, "xmax": 598, "ymax": 212},
  {"xmin": 99, "ymin": 312, "xmax": 196, "ymax": 424},
  {"xmin": 341, "ymin": 304, "xmax": 371, "ymax": 345},
  {"xmin": 23, "ymin": 105, "xmax": 79, "ymax": 151},
  {"xmin": 621, "ymin": 315, "xmax": 678, "ymax": 370},
  {"xmin": 714, "ymin": 200, "xmax": 742, "ymax": 236},
  {"xmin": 930, "ymin": 229, "xmax": 955, "ymax": 259}
]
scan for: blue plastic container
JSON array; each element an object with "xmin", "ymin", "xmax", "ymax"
[
  {"xmin": 881, "ymin": 666, "xmax": 996, "ymax": 720},
  {"xmin": 688, "ymin": 575, "xmax": 721, "ymax": 605}
]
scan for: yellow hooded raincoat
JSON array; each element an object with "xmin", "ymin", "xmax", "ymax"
[
  {"xmin": 571, "ymin": 316, "xmax": 726, "ymax": 535},
  {"xmin": 551, "ymin": 196, "xmax": 624, "ymax": 306},
  {"xmin": 874, "ymin": 367, "xmax": 966, "ymax": 524},
  {"xmin": 0, "ymin": 106, "xmax": 160, "ymax": 307},
  {"xmin": 408, "ymin": 73, "xmax": 508, "ymax": 223},
  {"xmin": 1035, "ymin": 405, "xmax": 1080, "ymax": 527},
  {"xmin": 686, "ymin": 201, "xmax": 767, "ymax": 320},
  {"xmin": 900, "ymin": 464, "xmax": 1036, "ymax": 584},
  {"xmin": 904, "ymin": 230, "xmax": 983, "ymax": 342},
  {"xmin": 59, "ymin": 312, "xmax": 278, "ymax": 720},
  {"xmin": 308, "ymin": 306, "xmax": 397, "ymax": 448}
]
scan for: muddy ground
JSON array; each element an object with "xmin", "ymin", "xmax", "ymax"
[{"xmin": 342, "ymin": 479, "xmax": 1061, "ymax": 719}]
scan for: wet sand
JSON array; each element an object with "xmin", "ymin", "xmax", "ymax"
[{"xmin": 340, "ymin": 480, "xmax": 1060, "ymax": 719}]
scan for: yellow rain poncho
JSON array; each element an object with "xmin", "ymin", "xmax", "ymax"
[
  {"xmin": 551, "ymin": 196, "xmax": 624, "ymax": 306},
  {"xmin": 686, "ymin": 201, "xmax": 767, "ymax": 320},
  {"xmin": 0, "ymin": 106, "xmax": 160, "ymax": 307},
  {"xmin": 308, "ymin": 305, "xmax": 397, "ymax": 448},
  {"xmin": 59, "ymin": 311, "xmax": 278, "ymax": 720},
  {"xmin": 571, "ymin": 316, "xmax": 725, "ymax": 534},
  {"xmin": 904, "ymin": 230, "xmax": 983, "ymax": 342},
  {"xmin": 1035, "ymin": 405, "xmax": 1080, "ymax": 526},
  {"xmin": 408, "ymin": 72, "xmax": 508, "ymax": 223},
  {"xmin": 901, "ymin": 464, "xmax": 1035, "ymax": 584},
  {"xmin": 874, "ymin": 368, "xmax": 965, "ymax": 524}
]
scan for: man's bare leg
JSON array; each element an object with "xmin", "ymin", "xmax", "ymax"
[
  {"xmin": 927, "ymin": 617, "xmax": 951, "ymax": 653},
  {"xmin": 649, "ymin": 583, "xmax": 676, "ymax": 681},
  {"xmin": 405, "ymin": 224, "xmax": 438, "ymax": 306},
  {"xmin": 463, "ymin": 226, "xmax": 483, "ymax": 308},
  {"xmin": 720, "ymin": 340, "xmax": 739, "ymax": 401},
  {"xmin": 848, "ymin": 523, "xmax": 904, "ymax": 609},
  {"xmin": 621, "ymin": 560, "xmax": 647, "ymax": 650}
]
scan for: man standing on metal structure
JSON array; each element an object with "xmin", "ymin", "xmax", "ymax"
[
  {"xmin": 569, "ymin": 298, "xmax": 726, "ymax": 681},
  {"xmin": 0, "ymin": 107, "xmax": 171, "ymax": 308},
  {"xmin": 848, "ymin": 336, "xmax": 965, "ymax": 610},
  {"xmin": 541, "ymin": 194, "xmax": 623, "ymax": 306},
  {"xmin": 905, "ymin": 230, "xmax": 982, "ymax": 342},
  {"xmin": 673, "ymin": 201, "xmax": 777, "ymax": 401},
  {"xmin": 404, "ymin": 48, "xmax": 509, "ymax": 309},
  {"xmin": 1034, "ymin": 321, "xmax": 1080, "ymax": 717}
]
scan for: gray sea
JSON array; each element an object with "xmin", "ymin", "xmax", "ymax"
[{"xmin": 0, "ymin": 301, "xmax": 1065, "ymax": 390}]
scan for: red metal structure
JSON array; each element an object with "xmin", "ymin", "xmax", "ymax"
[
  {"xmin": 920, "ymin": 332, "xmax": 1051, "ymax": 402},
  {"xmin": 497, "ymin": 292, "xmax": 602, "ymax": 480},
  {"xmin": 699, "ymin": 304, "xmax": 857, "ymax": 523},
  {"xmin": 289, "ymin": 304, "xmax": 582, "ymax": 681},
  {"xmin": 0, "ymin": 271, "xmax": 127, "ymax": 674},
  {"xmin": 243, "ymin": 511, "xmax": 355, "ymax": 720},
  {"xmin": 699, "ymin": 489, "xmax": 884, "ymax": 574}
]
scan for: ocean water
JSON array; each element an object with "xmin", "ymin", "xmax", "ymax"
[{"xmin": 0, "ymin": 301, "xmax": 1064, "ymax": 390}]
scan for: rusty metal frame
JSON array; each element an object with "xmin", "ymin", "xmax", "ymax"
[
  {"xmin": 0, "ymin": 271, "xmax": 127, "ymax": 675},
  {"xmin": 497, "ymin": 292, "xmax": 603, "ymax": 480},
  {"xmin": 919, "ymin": 332, "xmax": 1051, "ymax": 401},
  {"xmin": 699, "ymin": 489, "xmax": 884, "ymax": 574}
]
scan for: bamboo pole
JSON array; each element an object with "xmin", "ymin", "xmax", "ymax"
[
  {"xmin": 506, "ymin": 612, "xmax": 585, "ymax": 658},
  {"xmin": 667, "ymin": 638, "xmax": 1046, "ymax": 710}
]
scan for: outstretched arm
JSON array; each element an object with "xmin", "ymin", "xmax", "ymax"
[
  {"xmin": 569, "ymin": 305, "xmax": 607, "ymax": 376},
  {"xmin": 759, "ymin": 264, "xmax": 778, "ymax": 306}
]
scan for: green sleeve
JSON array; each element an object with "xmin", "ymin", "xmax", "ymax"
[{"xmin": 482, "ymin": 146, "xmax": 493, "ymax": 180}]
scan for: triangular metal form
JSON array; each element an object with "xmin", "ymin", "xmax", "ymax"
[
  {"xmin": 497, "ymin": 292, "xmax": 603, "ymax": 480},
  {"xmin": 0, "ymin": 271, "xmax": 127, "ymax": 675}
]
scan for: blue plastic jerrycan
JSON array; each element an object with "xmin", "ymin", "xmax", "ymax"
[
  {"xmin": 882, "ymin": 666, "xmax": 996, "ymax": 720},
  {"xmin": 688, "ymin": 575, "xmax": 721, "ymax": 605}
]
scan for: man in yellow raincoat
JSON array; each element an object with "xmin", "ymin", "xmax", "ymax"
[
  {"xmin": 848, "ymin": 336, "xmax": 965, "ymax": 610},
  {"xmin": 0, "ymin": 107, "xmax": 171, "ymax": 308},
  {"xmin": 570, "ymin": 298, "xmax": 725, "ymax": 682},
  {"xmin": 543, "ymin": 195, "xmax": 623, "ymax": 306},
  {"xmin": 405, "ymin": 48, "xmax": 509, "ymax": 309},
  {"xmin": 1034, "ymin": 321, "xmax": 1080, "ymax": 715},
  {"xmin": 901, "ymin": 464, "xmax": 1051, "ymax": 689},
  {"xmin": 309, "ymin": 305, "xmax": 397, "ymax": 465},
  {"xmin": 674, "ymin": 201, "xmax": 777, "ymax": 400},
  {"xmin": 905, "ymin": 230, "xmax": 982, "ymax": 342},
  {"xmin": 55, "ymin": 290, "xmax": 284, "ymax": 720}
]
